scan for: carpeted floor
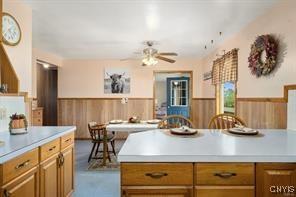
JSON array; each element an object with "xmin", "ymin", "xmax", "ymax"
[{"xmin": 74, "ymin": 140, "xmax": 125, "ymax": 197}]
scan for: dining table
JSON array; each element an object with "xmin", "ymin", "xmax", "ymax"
[{"xmin": 101, "ymin": 120, "xmax": 160, "ymax": 166}]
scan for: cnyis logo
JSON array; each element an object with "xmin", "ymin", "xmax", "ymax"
[{"xmin": 270, "ymin": 186, "xmax": 295, "ymax": 195}]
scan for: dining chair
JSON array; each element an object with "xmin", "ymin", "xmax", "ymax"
[
  {"xmin": 87, "ymin": 122, "xmax": 116, "ymax": 163},
  {"xmin": 158, "ymin": 115, "xmax": 195, "ymax": 129},
  {"xmin": 208, "ymin": 113, "xmax": 246, "ymax": 129}
]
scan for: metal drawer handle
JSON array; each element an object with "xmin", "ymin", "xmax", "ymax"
[
  {"xmin": 214, "ymin": 172, "xmax": 237, "ymax": 178},
  {"xmin": 145, "ymin": 172, "xmax": 168, "ymax": 179},
  {"xmin": 15, "ymin": 160, "xmax": 30, "ymax": 170},
  {"xmin": 65, "ymin": 138, "xmax": 71, "ymax": 143},
  {"xmin": 48, "ymin": 146, "xmax": 56, "ymax": 152}
]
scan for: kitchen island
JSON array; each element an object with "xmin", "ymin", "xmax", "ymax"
[
  {"xmin": 0, "ymin": 126, "xmax": 76, "ymax": 197},
  {"xmin": 118, "ymin": 129, "xmax": 296, "ymax": 197}
]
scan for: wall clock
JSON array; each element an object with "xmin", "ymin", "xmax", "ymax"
[{"xmin": 2, "ymin": 13, "xmax": 22, "ymax": 46}]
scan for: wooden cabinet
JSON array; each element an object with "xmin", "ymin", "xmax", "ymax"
[
  {"xmin": 60, "ymin": 145, "xmax": 74, "ymax": 197},
  {"xmin": 194, "ymin": 163, "xmax": 255, "ymax": 197},
  {"xmin": 32, "ymin": 108, "xmax": 43, "ymax": 126},
  {"xmin": 1, "ymin": 166, "xmax": 39, "ymax": 197},
  {"xmin": 40, "ymin": 153, "xmax": 60, "ymax": 197},
  {"xmin": 121, "ymin": 163, "xmax": 193, "ymax": 197},
  {"xmin": 195, "ymin": 186, "xmax": 254, "ymax": 197},
  {"xmin": 0, "ymin": 131, "xmax": 75, "ymax": 197},
  {"xmin": 256, "ymin": 163, "xmax": 296, "ymax": 197},
  {"xmin": 122, "ymin": 186, "xmax": 193, "ymax": 197}
]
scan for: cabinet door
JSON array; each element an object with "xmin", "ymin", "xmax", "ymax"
[
  {"xmin": 1, "ymin": 166, "xmax": 39, "ymax": 197},
  {"xmin": 256, "ymin": 163, "xmax": 296, "ymax": 197},
  {"xmin": 195, "ymin": 186, "xmax": 254, "ymax": 197},
  {"xmin": 60, "ymin": 146, "xmax": 74, "ymax": 197},
  {"xmin": 40, "ymin": 154, "xmax": 60, "ymax": 197},
  {"xmin": 122, "ymin": 186, "xmax": 193, "ymax": 197}
]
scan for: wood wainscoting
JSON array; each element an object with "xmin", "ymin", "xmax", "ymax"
[
  {"xmin": 58, "ymin": 85, "xmax": 295, "ymax": 139},
  {"xmin": 58, "ymin": 98, "xmax": 154, "ymax": 139},
  {"xmin": 192, "ymin": 98, "xmax": 216, "ymax": 129},
  {"xmin": 237, "ymin": 99, "xmax": 287, "ymax": 129}
]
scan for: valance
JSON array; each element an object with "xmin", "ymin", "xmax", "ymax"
[{"xmin": 212, "ymin": 48, "xmax": 238, "ymax": 85}]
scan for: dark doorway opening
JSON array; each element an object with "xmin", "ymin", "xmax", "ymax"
[{"xmin": 36, "ymin": 61, "xmax": 58, "ymax": 126}]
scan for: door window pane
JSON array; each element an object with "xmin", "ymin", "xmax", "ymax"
[{"xmin": 171, "ymin": 80, "xmax": 188, "ymax": 106}]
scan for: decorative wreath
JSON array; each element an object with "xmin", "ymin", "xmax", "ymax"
[{"xmin": 248, "ymin": 34, "xmax": 278, "ymax": 77}]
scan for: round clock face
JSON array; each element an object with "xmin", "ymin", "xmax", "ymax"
[{"xmin": 2, "ymin": 13, "xmax": 21, "ymax": 46}]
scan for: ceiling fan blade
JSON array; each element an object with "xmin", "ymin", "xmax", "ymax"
[
  {"xmin": 158, "ymin": 52, "xmax": 178, "ymax": 56},
  {"xmin": 155, "ymin": 55, "xmax": 176, "ymax": 63}
]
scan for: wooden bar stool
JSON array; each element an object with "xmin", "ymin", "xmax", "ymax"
[{"xmin": 87, "ymin": 122, "xmax": 116, "ymax": 163}]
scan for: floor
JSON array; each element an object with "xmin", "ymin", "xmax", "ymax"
[{"xmin": 74, "ymin": 140, "xmax": 124, "ymax": 197}]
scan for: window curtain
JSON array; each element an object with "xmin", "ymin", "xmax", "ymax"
[{"xmin": 212, "ymin": 48, "xmax": 238, "ymax": 85}]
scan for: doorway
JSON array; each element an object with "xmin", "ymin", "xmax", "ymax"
[
  {"xmin": 154, "ymin": 71, "xmax": 192, "ymax": 119},
  {"xmin": 36, "ymin": 61, "xmax": 58, "ymax": 126}
]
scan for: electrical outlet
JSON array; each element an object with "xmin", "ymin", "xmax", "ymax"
[{"xmin": 0, "ymin": 107, "xmax": 7, "ymax": 120}]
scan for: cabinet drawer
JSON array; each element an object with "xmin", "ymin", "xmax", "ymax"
[
  {"xmin": 40, "ymin": 139, "xmax": 60, "ymax": 162},
  {"xmin": 1, "ymin": 148, "xmax": 39, "ymax": 184},
  {"xmin": 32, "ymin": 109, "xmax": 43, "ymax": 118},
  {"xmin": 195, "ymin": 186, "xmax": 254, "ymax": 197},
  {"xmin": 195, "ymin": 163, "xmax": 254, "ymax": 185},
  {"xmin": 32, "ymin": 117, "xmax": 42, "ymax": 126},
  {"xmin": 61, "ymin": 132, "xmax": 74, "ymax": 150},
  {"xmin": 121, "ymin": 163, "xmax": 193, "ymax": 186}
]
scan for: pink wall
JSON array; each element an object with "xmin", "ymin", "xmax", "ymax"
[
  {"xmin": 201, "ymin": 0, "xmax": 296, "ymax": 98},
  {"xmin": 3, "ymin": 0, "xmax": 32, "ymax": 95},
  {"xmin": 58, "ymin": 58, "xmax": 202, "ymax": 98},
  {"xmin": 32, "ymin": 48, "xmax": 63, "ymax": 98}
]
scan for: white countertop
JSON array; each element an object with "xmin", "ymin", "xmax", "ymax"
[
  {"xmin": 118, "ymin": 129, "xmax": 296, "ymax": 163},
  {"xmin": 106, "ymin": 121, "xmax": 158, "ymax": 132},
  {"xmin": 0, "ymin": 126, "xmax": 76, "ymax": 163}
]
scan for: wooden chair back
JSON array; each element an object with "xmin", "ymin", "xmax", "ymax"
[
  {"xmin": 208, "ymin": 113, "xmax": 246, "ymax": 129},
  {"xmin": 88, "ymin": 122, "xmax": 105, "ymax": 141},
  {"xmin": 158, "ymin": 115, "xmax": 195, "ymax": 129}
]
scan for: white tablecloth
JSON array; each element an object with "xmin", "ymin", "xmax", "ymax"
[{"xmin": 106, "ymin": 121, "xmax": 159, "ymax": 132}]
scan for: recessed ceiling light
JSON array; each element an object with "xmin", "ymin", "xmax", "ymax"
[{"xmin": 43, "ymin": 63, "xmax": 50, "ymax": 69}]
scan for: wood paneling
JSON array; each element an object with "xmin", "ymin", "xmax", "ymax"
[
  {"xmin": 0, "ymin": 44, "xmax": 19, "ymax": 93},
  {"xmin": 192, "ymin": 98, "xmax": 215, "ymax": 129},
  {"xmin": 237, "ymin": 100, "xmax": 287, "ymax": 129},
  {"xmin": 58, "ymin": 98, "xmax": 153, "ymax": 138}
]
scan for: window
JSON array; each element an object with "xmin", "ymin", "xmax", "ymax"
[
  {"xmin": 171, "ymin": 80, "xmax": 188, "ymax": 106},
  {"xmin": 212, "ymin": 49, "xmax": 238, "ymax": 114},
  {"xmin": 216, "ymin": 81, "xmax": 236, "ymax": 114}
]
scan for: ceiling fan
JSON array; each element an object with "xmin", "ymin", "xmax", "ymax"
[{"xmin": 122, "ymin": 41, "xmax": 178, "ymax": 66}]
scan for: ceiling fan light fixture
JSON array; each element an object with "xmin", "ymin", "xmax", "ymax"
[{"xmin": 142, "ymin": 57, "xmax": 158, "ymax": 66}]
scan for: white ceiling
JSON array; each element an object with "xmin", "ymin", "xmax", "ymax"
[{"xmin": 23, "ymin": 0, "xmax": 277, "ymax": 59}]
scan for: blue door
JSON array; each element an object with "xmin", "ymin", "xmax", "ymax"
[{"xmin": 167, "ymin": 77, "xmax": 190, "ymax": 118}]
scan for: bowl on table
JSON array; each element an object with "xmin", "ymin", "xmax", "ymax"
[
  {"xmin": 227, "ymin": 125, "xmax": 259, "ymax": 135},
  {"xmin": 147, "ymin": 119, "xmax": 161, "ymax": 124},
  {"xmin": 170, "ymin": 126, "xmax": 198, "ymax": 135},
  {"xmin": 109, "ymin": 119, "xmax": 123, "ymax": 124},
  {"xmin": 129, "ymin": 116, "xmax": 141, "ymax": 123}
]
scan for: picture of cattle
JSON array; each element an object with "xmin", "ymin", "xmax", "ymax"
[{"xmin": 104, "ymin": 68, "xmax": 130, "ymax": 94}]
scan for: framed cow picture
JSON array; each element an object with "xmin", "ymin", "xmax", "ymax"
[{"xmin": 104, "ymin": 68, "xmax": 131, "ymax": 94}]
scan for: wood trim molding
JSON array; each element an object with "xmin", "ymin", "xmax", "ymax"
[
  {"xmin": 284, "ymin": 84, "xmax": 296, "ymax": 102},
  {"xmin": 237, "ymin": 97, "xmax": 285, "ymax": 103},
  {"xmin": 0, "ymin": 92, "xmax": 29, "ymax": 102},
  {"xmin": 192, "ymin": 98, "xmax": 215, "ymax": 100},
  {"xmin": 58, "ymin": 97, "xmax": 153, "ymax": 100}
]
